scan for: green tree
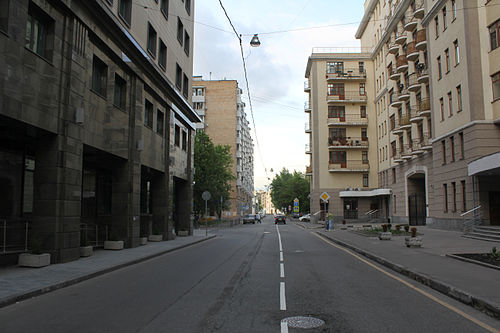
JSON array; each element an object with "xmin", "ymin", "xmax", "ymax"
[
  {"xmin": 270, "ymin": 168, "xmax": 310, "ymax": 214},
  {"xmin": 193, "ymin": 132, "xmax": 235, "ymax": 219}
]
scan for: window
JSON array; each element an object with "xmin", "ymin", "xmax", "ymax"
[
  {"xmin": 140, "ymin": 180, "xmax": 152, "ymax": 215},
  {"xmin": 326, "ymin": 62, "xmax": 344, "ymax": 74},
  {"xmin": 0, "ymin": 0, "xmax": 9, "ymax": 33},
  {"xmin": 363, "ymin": 174, "xmax": 369, "ymax": 187},
  {"xmin": 434, "ymin": 16, "xmax": 439, "ymax": 38},
  {"xmin": 393, "ymin": 195, "xmax": 397, "ymax": 213},
  {"xmin": 327, "ymin": 83, "xmax": 344, "ymax": 96},
  {"xmin": 453, "ymin": 40, "xmax": 460, "ymax": 65},
  {"xmin": 181, "ymin": 131, "xmax": 187, "ymax": 150},
  {"xmin": 328, "ymin": 151, "xmax": 346, "ymax": 164},
  {"xmin": 174, "ymin": 124, "xmax": 180, "ymax": 147},
  {"xmin": 492, "ymin": 72, "xmax": 500, "ymax": 100},
  {"xmin": 183, "ymin": 74, "xmax": 189, "ymax": 98},
  {"xmin": 360, "ymin": 105, "xmax": 367, "ymax": 118},
  {"xmin": 437, "ymin": 56, "xmax": 442, "ymax": 79},
  {"xmin": 25, "ymin": 2, "xmax": 54, "ymax": 60},
  {"xmin": 113, "ymin": 74, "xmax": 126, "ymax": 109},
  {"xmin": 92, "ymin": 55, "xmax": 108, "ymax": 97},
  {"xmin": 185, "ymin": 0, "xmax": 191, "ymax": 15},
  {"xmin": 443, "ymin": 184, "xmax": 448, "ymax": 212},
  {"xmin": 392, "ymin": 168, "xmax": 396, "ymax": 184},
  {"xmin": 144, "ymin": 99, "xmax": 153, "ymax": 128},
  {"xmin": 442, "ymin": 7, "xmax": 447, "ymax": 30},
  {"xmin": 161, "ymin": 0, "xmax": 169, "ymax": 18},
  {"xmin": 329, "ymin": 128, "xmax": 346, "ymax": 140},
  {"xmin": 359, "ymin": 83, "xmax": 366, "ymax": 96},
  {"xmin": 461, "ymin": 180, "xmax": 466, "ymax": 212},
  {"xmin": 391, "ymin": 141, "xmax": 396, "ymax": 157},
  {"xmin": 444, "ymin": 49, "xmax": 450, "ymax": 73},
  {"xmin": 177, "ymin": 18, "xmax": 184, "ymax": 45},
  {"xmin": 156, "ymin": 110, "xmax": 164, "ymax": 135},
  {"xmin": 447, "ymin": 92, "xmax": 453, "ymax": 116},
  {"xmin": 390, "ymin": 114, "xmax": 395, "ymax": 130},
  {"xmin": 361, "ymin": 128, "xmax": 368, "ymax": 141},
  {"xmin": 118, "ymin": 0, "xmax": 132, "ymax": 26},
  {"xmin": 441, "ymin": 140, "xmax": 446, "ymax": 164},
  {"xmin": 328, "ymin": 105, "xmax": 345, "ymax": 118},
  {"xmin": 450, "ymin": 136, "xmax": 455, "ymax": 162},
  {"xmin": 457, "ymin": 85, "xmax": 462, "ymax": 111},
  {"xmin": 459, "ymin": 132, "xmax": 464, "ymax": 159},
  {"xmin": 184, "ymin": 31, "xmax": 190, "ymax": 56},
  {"xmin": 147, "ymin": 23, "xmax": 157, "ymax": 58},
  {"xmin": 175, "ymin": 63, "xmax": 182, "ymax": 89},
  {"xmin": 359, "ymin": 62, "xmax": 365, "ymax": 74},
  {"xmin": 452, "ymin": 0, "xmax": 457, "ymax": 21},
  {"xmin": 490, "ymin": 20, "xmax": 500, "ymax": 51},
  {"xmin": 159, "ymin": 39, "xmax": 167, "ymax": 70},
  {"xmin": 452, "ymin": 182, "xmax": 457, "ymax": 212},
  {"xmin": 439, "ymin": 97, "xmax": 444, "ymax": 121},
  {"xmin": 23, "ymin": 156, "xmax": 35, "ymax": 214},
  {"xmin": 362, "ymin": 151, "xmax": 368, "ymax": 164}
]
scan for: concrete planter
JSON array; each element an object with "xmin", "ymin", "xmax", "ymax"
[
  {"xmin": 378, "ymin": 232, "xmax": 392, "ymax": 240},
  {"xmin": 18, "ymin": 253, "xmax": 51, "ymax": 268},
  {"xmin": 177, "ymin": 230, "xmax": 189, "ymax": 237},
  {"xmin": 405, "ymin": 236, "xmax": 423, "ymax": 248},
  {"xmin": 140, "ymin": 237, "xmax": 148, "ymax": 245},
  {"xmin": 148, "ymin": 234, "xmax": 163, "ymax": 242},
  {"xmin": 104, "ymin": 240, "xmax": 124, "ymax": 250},
  {"xmin": 79, "ymin": 246, "xmax": 93, "ymax": 257}
]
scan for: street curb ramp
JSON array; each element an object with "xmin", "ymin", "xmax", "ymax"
[{"xmin": 315, "ymin": 232, "xmax": 500, "ymax": 320}]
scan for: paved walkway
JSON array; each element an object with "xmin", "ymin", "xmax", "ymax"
[
  {"xmin": 0, "ymin": 229, "xmax": 215, "ymax": 308},
  {"xmin": 296, "ymin": 221, "xmax": 500, "ymax": 320}
]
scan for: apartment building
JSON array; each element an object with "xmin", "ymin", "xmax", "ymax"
[
  {"xmin": 0, "ymin": 0, "xmax": 199, "ymax": 265},
  {"xmin": 305, "ymin": 51, "xmax": 381, "ymax": 221},
  {"xmin": 192, "ymin": 77, "xmax": 254, "ymax": 217},
  {"xmin": 307, "ymin": 0, "xmax": 500, "ymax": 229},
  {"xmin": 255, "ymin": 189, "xmax": 275, "ymax": 215}
]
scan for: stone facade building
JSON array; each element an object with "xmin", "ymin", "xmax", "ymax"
[
  {"xmin": 192, "ymin": 77, "xmax": 254, "ymax": 217},
  {"xmin": 0, "ymin": 0, "xmax": 199, "ymax": 265}
]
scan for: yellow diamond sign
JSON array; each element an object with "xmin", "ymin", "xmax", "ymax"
[{"xmin": 320, "ymin": 192, "xmax": 330, "ymax": 202}]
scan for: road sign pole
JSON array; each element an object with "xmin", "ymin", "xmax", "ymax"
[{"xmin": 205, "ymin": 199, "xmax": 208, "ymax": 236}]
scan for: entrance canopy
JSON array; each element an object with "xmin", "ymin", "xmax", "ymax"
[
  {"xmin": 339, "ymin": 188, "xmax": 391, "ymax": 197},
  {"xmin": 468, "ymin": 152, "xmax": 500, "ymax": 176}
]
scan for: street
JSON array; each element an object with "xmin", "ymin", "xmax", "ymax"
[{"xmin": 0, "ymin": 216, "xmax": 498, "ymax": 333}]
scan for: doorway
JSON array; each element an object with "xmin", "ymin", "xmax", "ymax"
[{"xmin": 489, "ymin": 192, "xmax": 500, "ymax": 226}]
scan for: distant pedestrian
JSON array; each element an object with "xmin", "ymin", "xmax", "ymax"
[{"xmin": 328, "ymin": 213, "xmax": 333, "ymax": 231}]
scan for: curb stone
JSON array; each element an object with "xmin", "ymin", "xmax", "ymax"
[
  {"xmin": 315, "ymin": 231, "xmax": 500, "ymax": 320},
  {"xmin": 0, "ymin": 235, "xmax": 216, "ymax": 309}
]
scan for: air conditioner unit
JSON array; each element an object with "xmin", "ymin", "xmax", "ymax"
[{"xmin": 75, "ymin": 107, "xmax": 84, "ymax": 124}]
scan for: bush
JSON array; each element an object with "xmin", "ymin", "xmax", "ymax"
[
  {"xmin": 382, "ymin": 224, "xmax": 388, "ymax": 232},
  {"xmin": 395, "ymin": 225, "xmax": 401, "ymax": 231},
  {"xmin": 404, "ymin": 225, "xmax": 410, "ymax": 232},
  {"xmin": 387, "ymin": 223, "xmax": 392, "ymax": 230},
  {"xmin": 410, "ymin": 227, "xmax": 417, "ymax": 237}
]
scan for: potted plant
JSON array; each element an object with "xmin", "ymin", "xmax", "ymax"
[
  {"xmin": 378, "ymin": 224, "xmax": 392, "ymax": 240},
  {"xmin": 18, "ymin": 235, "xmax": 51, "ymax": 268},
  {"xmin": 404, "ymin": 225, "xmax": 410, "ymax": 233},
  {"xmin": 104, "ymin": 229, "xmax": 124, "ymax": 250},
  {"xmin": 79, "ymin": 229, "xmax": 93, "ymax": 257},
  {"xmin": 148, "ymin": 223, "xmax": 163, "ymax": 242},
  {"xmin": 405, "ymin": 227, "xmax": 423, "ymax": 247}
]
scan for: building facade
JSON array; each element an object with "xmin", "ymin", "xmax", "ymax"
[
  {"xmin": 192, "ymin": 77, "xmax": 254, "ymax": 217},
  {"xmin": 306, "ymin": 0, "xmax": 500, "ymax": 229},
  {"xmin": 0, "ymin": 0, "xmax": 199, "ymax": 265}
]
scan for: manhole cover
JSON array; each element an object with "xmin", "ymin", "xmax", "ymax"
[{"xmin": 281, "ymin": 316, "xmax": 325, "ymax": 329}]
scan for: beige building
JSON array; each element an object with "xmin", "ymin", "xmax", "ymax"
[
  {"xmin": 306, "ymin": 0, "xmax": 500, "ymax": 229},
  {"xmin": 255, "ymin": 189, "xmax": 275, "ymax": 215},
  {"xmin": 192, "ymin": 77, "xmax": 254, "ymax": 217}
]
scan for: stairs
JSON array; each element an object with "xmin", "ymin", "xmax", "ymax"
[{"xmin": 463, "ymin": 226, "xmax": 500, "ymax": 242}]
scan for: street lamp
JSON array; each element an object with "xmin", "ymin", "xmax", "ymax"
[{"xmin": 250, "ymin": 34, "xmax": 261, "ymax": 47}]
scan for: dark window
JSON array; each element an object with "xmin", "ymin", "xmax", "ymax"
[
  {"xmin": 361, "ymin": 128, "xmax": 368, "ymax": 141},
  {"xmin": 390, "ymin": 114, "xmax": 395, "ymax": 130},
  {"xmin": 391, "ymin": 141, "xmax": 397, "ymax": 157},
  {"xmin": 329, "ymin": 151, "xmax": 346, "ymax": 164},
  {"xmin": 159, "ymin": 39, "xmax": 167, "ymax": 70},
  {"xmin": 461, "ymin": 180, "xmax": 466, "ymax": 212},
  {"xmin": 97, "ymin": 173, "xmax": 112, "ymax": 215},
  {"xmin": 360, "ymin": 105, "xmax": 367, "ymax": 118},
  {"xmin": 177, "ymin": 18, "xmax": 184, "ymax": 45},
  {"xmin": 175, "ymin": 64, "xmax": 182, "ymax": 89},
  {"xmin": 326, "ymin": 62, "xmax": 343, "ymax": 74},
  {"xmin": 23, "ymin": 156, "xmax": 35, "ymax": 214},
  {"xmin": 25, "ymin": 2, "xmax": 54, "ymax": 61},
  {"xmin": 144, "ymin": 99, "xmax": 153, "ymax": 128},
  {"xmin": 492, "ymin": 72, "xmax": 500, "ymax": 100},
  {"xmin": 328, "ymin": 105, "xmax": 345, "ymax": 118},
  {"xmin": 442, "ymin": 7, "xmax": 447, "ymax": 30},
  {"xmin": 490, "ymin": 20, "xmax": 500, "ymax": 51},
  {"xmin": 392, "ymin": 168, "xmax": 396, "ymax": 184},
  {"xmin": 140, "ymin": 179, "xmax": 152, "ymax": 214},
  {"xmin": 174, "ymin": 124, "xmax": 180, "ymax": 147},
  {"xmin": 147, "ymin": 23, "xmax": 157, "ymax": 58},
  {"xmin": 457, "ymin": 85, "xmax": 462, "ymax": 111},
  {"xmin": 327, "ymin": 83, "xmax": 344, "ymax": 96},
  {"xmin": 359, "ymin": 61, "xmax": 365, "ymax": 74},
  {"xmin": 118, "ymin": 0, "xmax": 132, "ymax": 26},
  {"xmin": 452, "ymin": 182, "xmax": 457, "ymax": 212},
  {"xmin": 434, "ymin": 16, "xmax": 439, "ymax": 38},
  {"xmin": 182, "ymin": 131, "xmax": 187, "ymax": 150},
  {"xmin": 362, "ymin": 151, "xmax": 368, "ymax": 164},
  {"xmin": 437, "ymin": 56, "xmax": 442, "ymax": 79},
  {"xmin": 459, "ymin": 132, "xmax": 464, "ymax": 159},
  {"xmin": 156, "ymin": 110, "xmax": 164, "ymax": 135},
  {"xmin": 441, "ymin": 140, "xmax": 446, "ymax": 164},
  {"xmin": 114, "ymin": 74, "xmax": 126, "ymax": 109},
  {"xmin": 161, "ymin": 0, "xmax": 169, "ymax": 19},
  {"xmin": 359, "ymin": 83, "xmax": 366, "ymax": 96},
  {"xmin": 443, "ymin": 184, "xmax": 448, "ymax": 212},
  {"xmin": 0, "ymin": 0, "xmax": 9, "ymax": 33},
  {"xmin": 185, "ymin": 0, "xmax": 191, "ymax": 15},
  {"xmin": 329, "ymin": 128, "xmax": 346, "ymax": 140},
  {"xmin": 363, "ymin": 174, "xmax": 369, "ymax": 187},
  {"xmin": 92, "ymin": 55, "xmax": 108, "ymax": 97},
  {"xmin": 184, "ymin": 31, "xmax": 190, "ymax": 56},
  {"xmin": 450, "ymin": 136, "xmax": 455, "ymax": 162},
  {"xmin": 183, "ymin": 74, "xmax": 189, "ymax": 98}
]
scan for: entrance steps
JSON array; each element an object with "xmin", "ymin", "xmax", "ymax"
[{"xmin": 463, "ymin": 226, "xmax": 500, "ymax": 242}]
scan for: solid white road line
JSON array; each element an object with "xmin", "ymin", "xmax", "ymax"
[
  {"xmin": 280, "ymin": 320, "xmax": 289, "ymax": 333},
  {"xmin": 280, "ymin": 251, "xmax": 284, "ymax": 262},
  {"xmin": 280, "ymin": 282, "xmax": 287, "ymax": 310},
  {"xmin": 280, "ymin": 263, "xmax": 285, "ymax": 278}
]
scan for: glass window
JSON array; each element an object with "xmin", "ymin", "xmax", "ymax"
[
  {"xmin": 492, "ymin": 72, "xmax": 500, "ymax": 100},
  {"xmin": 434, "ymin": 16, "xmax": 439, "ymax": 38},
  {"xmin": 161, "ymin": 0, "xmax": 169, "ymax": 18},
  {"xmin": 175, "ymin": 63, "xmax": 182, "ymax": 89},
  {"xmin": 361, "ymin": 128, "xmax": 368, "ymax": 141},
  {"xmin": 461, "ymin": 180, "xmax": 466, "ymax": 212},
  {"xmin": 159, "ymin": 39, "xmax": 167, "ymax": 70},
  {"xmin": 328, "ymin": 105, "xmax": 345, "ymax": 118},
  {"xmin": 185, "ymin": 0, "xmax": 191, "ymax": 15},
  {"xmin": 362, "ymin": 151, "xmax": 368, "ymax": 164},
  {"xmin": 144, "ymin": 99, "xmax": 153, "ymax": 128},
  {"xmin": 450, "ymin": 136, "xmax": 455, "ymax": 162},
  {"xmin": 444, "ymin": 49, "xmax": 449, "ymax": 72},
  {"xmin": 459, "ymin": 132, "xmax": 464, "ymax": 159},
  {"xmin": 452, "ymin": 182, "xmax": 457, "ymax": 212},
  {"xmin": 177, "ymin": 18, "xmax": 184, "ymax": 45},
  {"xmin": 360, "ymin": 105, "xmax": 367, "ymax": 118},
  {"xmin": 184, "ymin": 31, "xmax": 190, "ymax": 56},
  {"xmin": 25, "ymin": 2, "xmax": 54, "ymax": 60},
  {"xmin": 448, "ymin": 91, "xmax": 452, "ymax": 116},
  {"xmin": 174, "ymin": 124, "xmax": 180, "ymax": 146},
  {"xmin": 118, "ymin": 0, "xmax": 132, "ymax": 26},
  {"xmin": 437, "ymin": 56, "xmax": 442, "ymax": 79},
  {"xmin": 442, "ymin": 7, "xmax": 447, "ymax": 30},
  {"xmin": 156, "ymin": 110, "xmax": 164, "ymax": 135},
  {"xmin": 359, "ymin": 83, "xmax": 366, "ymax": 96},
  {"xmin": 147, "ymin": 23, "xmax": 157, "ymax": 58},
  {"xmin": 183, "ymin": 74, "xmax": 189, "ymax": 98},
  {"xmin": 326, "ymin": 62, "xmax": 344, "ymax": 74},
  {"xmin": 92, "ymin": 55, "xmax": 108, "ymax": 97},
  {"xmin": 23, "ymin": 156, "xmax": 35, "ymax": 214},
  {"xmin": 327, "ymin": 83, "xmax": 344, "ymax": 96},
  {"xmin": 454, "ymin": 40, "xmax": 460, "ymax": 65},
  {"xmin": 439, "ymin": 97, "xmax": 444, "ymax": 121},
  {"xmin": 0, "ymin": 0, "xmax": 9, "ymax": 33},
  {"xmin": 441, "ymin": 140, "xmax": 446, "ymax": 164},
  {"xmin": 114, "ymin": 74, "xmax": 126, "ymax": 109},
  {"xmin": 456, "ymin": 85, "xmax": 462, "ymax": 111},
  {"xmin": 182, "ymin": 131, "xmax": 187, "ymax": 150},
  {"xmin": 363, "ymin": 174, "xmax": 369, "ymax": 187},
  {"xmin": 359, "ymin": 62, "xmax": 365, "ymax": 74},
  {"xmin": 452, "ymin": 0, "xmax": 456, "ymax": 20},
  {"xmin": 328, "ymin": 151, "xmax": 346, "ymax": 163},
  {"xmin": 490, "ymin": 20, "xmax": 500, "ymax": 51},
  {"xmin": 443, "ymin": 184, "xmax": 448, "ymax": 212}
]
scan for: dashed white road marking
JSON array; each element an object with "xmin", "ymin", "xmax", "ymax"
[
  {"xmin": 280, "ymin": 263, "xmax": 285, "ymax": 278},
  {"xmin": 280, "ymin": 282, "xmax": 287, "ymax": 310},
  {"xmin": 280, "ymin": 320, "xmax": 289, "ymax": 333},
  {"xmin": 280, "ymin": 251, "xmax": 284, "ymax": 262}
]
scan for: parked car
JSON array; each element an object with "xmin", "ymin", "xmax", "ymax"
[
  {"xmin": 275, "ymin": 214, "xmax": 286, "ymax": 224},
  {"xmin": 299, "ymin": 213, "xmax": 311, "ymax": 222},
  {"xmin": 291, "ymin": 213, "xmax": 300, "ymax": 219},
  {"xmin": 242, "ymin": 214, "xmax": 257, "ymax": 224}
]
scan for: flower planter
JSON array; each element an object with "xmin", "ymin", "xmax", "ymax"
[
  {"xmin": 18, "ymin": 253, "xmax": 51, "ymax": 268},
  {"xmin": 79, "ymin": 246, "xmax": 93, "ymax": 257},
  {"xmin": 405, "ymin": 236, "xmax": 423, "ymax": 248},
  {"xmin": 378, "ymin": 232, "xmax": 392, "ymax": 240},
  {"xmin": 140, "ymin": 237, "xmax": 148, "ymax": 245},
  {"xmin": 177, "ymin": 230, "xmax": 189, "ymax": 236},
  {"xmin": 104, "ymin": 240, "xmax": 124, "ymax": 250},
  {"xmin": 148, "ymin": 234, "xmax": 163, "ymax": 242}
]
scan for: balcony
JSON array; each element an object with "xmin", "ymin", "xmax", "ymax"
[
  {"xmin": 305, "ymin": 122, "xmax": 311, "ymax": 133},
  {"xmin": 192, "ymin": 95, "xmax": 205, "ymax": 103},
  {"xmin": 388, "ymin": 64, "xmax": 400, "ymax": 81},
  {"xmin": 421, "ymin": 133, "xmax": 433, "ymax": 150},
  {"xmin": 306, "ymin": 166, "xmax": 312, "ymax": 175},
  {"xmin": 411, "ymin": 140, "xmax": 425, "ymax": 155},
  {"xmin": 408, "ymin": 73, "xmax": 420, "ymax": 92},
  {"xmin": 413, "ymin": 0, "xmax": 425, "ymax": 19},
  {"xmin": 327, "ymin": 137, "xmax": 369, "ymax": 149},
  {"xmin": 396, "ymin": 55, "xmax": 408, "ymax": 73},
  {"xmin": 404, "ymin": 16, "xmax": 418, "ymax": 31},
  {"xmin": 326, "ymin": 68, "xmax": 367, "ymax": 81},
  {"xmin": 400, "ymin": 113, "xmax": 411, "ymax": 130},
  {"xmin": 388, "ymin": 41, "xmax": 399, "ymax": 55},
  {"xmin": 304, "ymin": 80, "xmax": 311, "ymax": 92},
  {"xmin": 392, "ymin": 122, "xmax": 403, "ymax": 135},
  {"xmin": 401, "ymin": 144, "xmax": 413, "ymax": 159},
  {"xmin": 418, "ymin": 98, "xmax": 431, "ymax": 116},
  {"xmin": 304, "ymin": 101, "xmax": 311, "ymax": 113},
  {"xmin": 409, "ymin": 106, "xmax": 423, "ymax": 123},
  {"xmin": 393, "ymin": 151, "xmax": 404, "ymax": 163},
  {"xmin": 398, "ymin": 87, "xmax": 410, "ymax": 101},
  {"xmin": 327, "ymin": 92, "xmax": 367, "ymax": 103},
  {"xmin": 305, "ymin": 143, "xmax": 312, "ymax": 154},
  {"xmin": 415, "ymin": 29, "xmax": 427, "ymax": 50},
  {"xmin": 395, "ymin": 27, "xmax": 407, "ymax": 45},
  {"xmin": 328, "ymin": 160, "xmax": 370, "ymax": 173},
  {"xmin": 406, "ymin": 41, "xmax": 419, "ymax": 61},
  {"xmin": 390, "ymin": 92, "xmax": 403, "ymax": 107},
  {"xmin": 416, "ymin": 66, "xmax": 429, "ymax": 83},
  {"xmin": 327, "ymin": 114, "xmax": 368, "ymax": 126}
]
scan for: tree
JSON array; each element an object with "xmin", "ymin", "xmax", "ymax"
[
  {"xmin": 270, "ymin": 168, "xmax": 310, "ymax": 214},
  {"xmin": 193, "ymin": 132, "xmax": 235, "ymax": 219}
]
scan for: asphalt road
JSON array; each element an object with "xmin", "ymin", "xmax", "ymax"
[{"xmin": 0, "ymin": 216, "xmax": 498, "ymax": 332}]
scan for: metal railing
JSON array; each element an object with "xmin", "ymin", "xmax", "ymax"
[
  {"xmin": 1, "ymin": 220, "xmax": 29, "ymax": 254},
  {"xmin": 80, "ymin": 223, "xmax": 107, "ymax": 247},
  {"xmin": 326, "ymin": 68, "xmax": 367, "ymax": 78},
  {"xmin": 328, "ymin": 137, "xmax": 369, "ymax": 147},
  {"xmin": 461, "ymin": 205, "xmax": 482, "ymax": 232}
]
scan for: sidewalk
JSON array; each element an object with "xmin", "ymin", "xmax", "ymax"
[
  {"xmin": 297, "ymin": 221, "xmax": 500, "ymax": 320},
  {"xmin": 0, "ymin": 229, "xmax": 215, "ymax": 309}
]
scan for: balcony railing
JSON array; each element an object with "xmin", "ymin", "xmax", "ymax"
[
  {"xmin": 328, "ymin": 160, "xmax": 370, "ymax": 172},
  {"xmin": 416, "ymin": 29, "xmax": 427, "ymax": 50},
  {"xmin": 419, "ymin": 97, "xmax": 431, "ymax": 114},
  {"xmin": 327, "ymin": 114, "xmax": 368, "ymax": 125},
  {"xmin": 327, "ymin": 91, "xmax": 367, "ymax": 102},
  {"xmin": 328, "ymin": 137, "xmax": 369, "ymax": 148},
  {"xmin": 306, "ymin": 166, "xmax": 312, "ymax": 174},
  {"xmin": 305, "ymin": 122, "xmax": 311, "ymax": 132},
  {"xmin": 326, "ymin": 68, "xmax": 367, "ymax": 80},
  {"xmin": 408, "ymin": 73, "xmax": 420, "ymax": 91},
  {"xmin": 406, "ymin": 41, "xmax": 419, "ymax": 61},
  {"xmin": 305, "ymin": 143, "xmax": 312, "ymax": 153},
  {"xmin": 413, "ymin": 0, "xmax": 425, "ymax": 18},
  {"xmin": 396, "ymin": 54, "xmax": 408, "ymax": 72},
  {"xmin": 399, "ymin": 113, "xmax": 411, "ymax": 128},
  {"xmin": 304, "ymin": 101, "xmax": 311, "ymax": 112},
  {"xmin": 304, "ymin": 80, "xmax": 311, "ymax": 91}
]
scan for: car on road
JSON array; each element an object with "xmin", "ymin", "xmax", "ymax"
[
  {"xmin": 291, "ymin": 213, "xmax": 300, "ymax": 219},
  {"xmin": 274, "ymin": 214, "xmax": 286, "ymax": 224},
  {"xmin": 299, "ymin": 213, "xmax": 311, "ymax": 222},
  {"xmin": 242, "ymin": 214, "xmax": 257, "ymax": 224}
]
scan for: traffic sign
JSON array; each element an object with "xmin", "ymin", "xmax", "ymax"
[
  {"xmin": 320, "ymin": 192, "xmax": 330, "ymax": 202},
  {"xmin": 294, "ymin": 198, "xmax": 299, "ymax": 205},
  {"xmin": 293, "ymin": 206, "xmax": 299, "ymax": 213},
  {"xmin": 202, "ymin": 191, "xmax": 211, "ymax": 201}
]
